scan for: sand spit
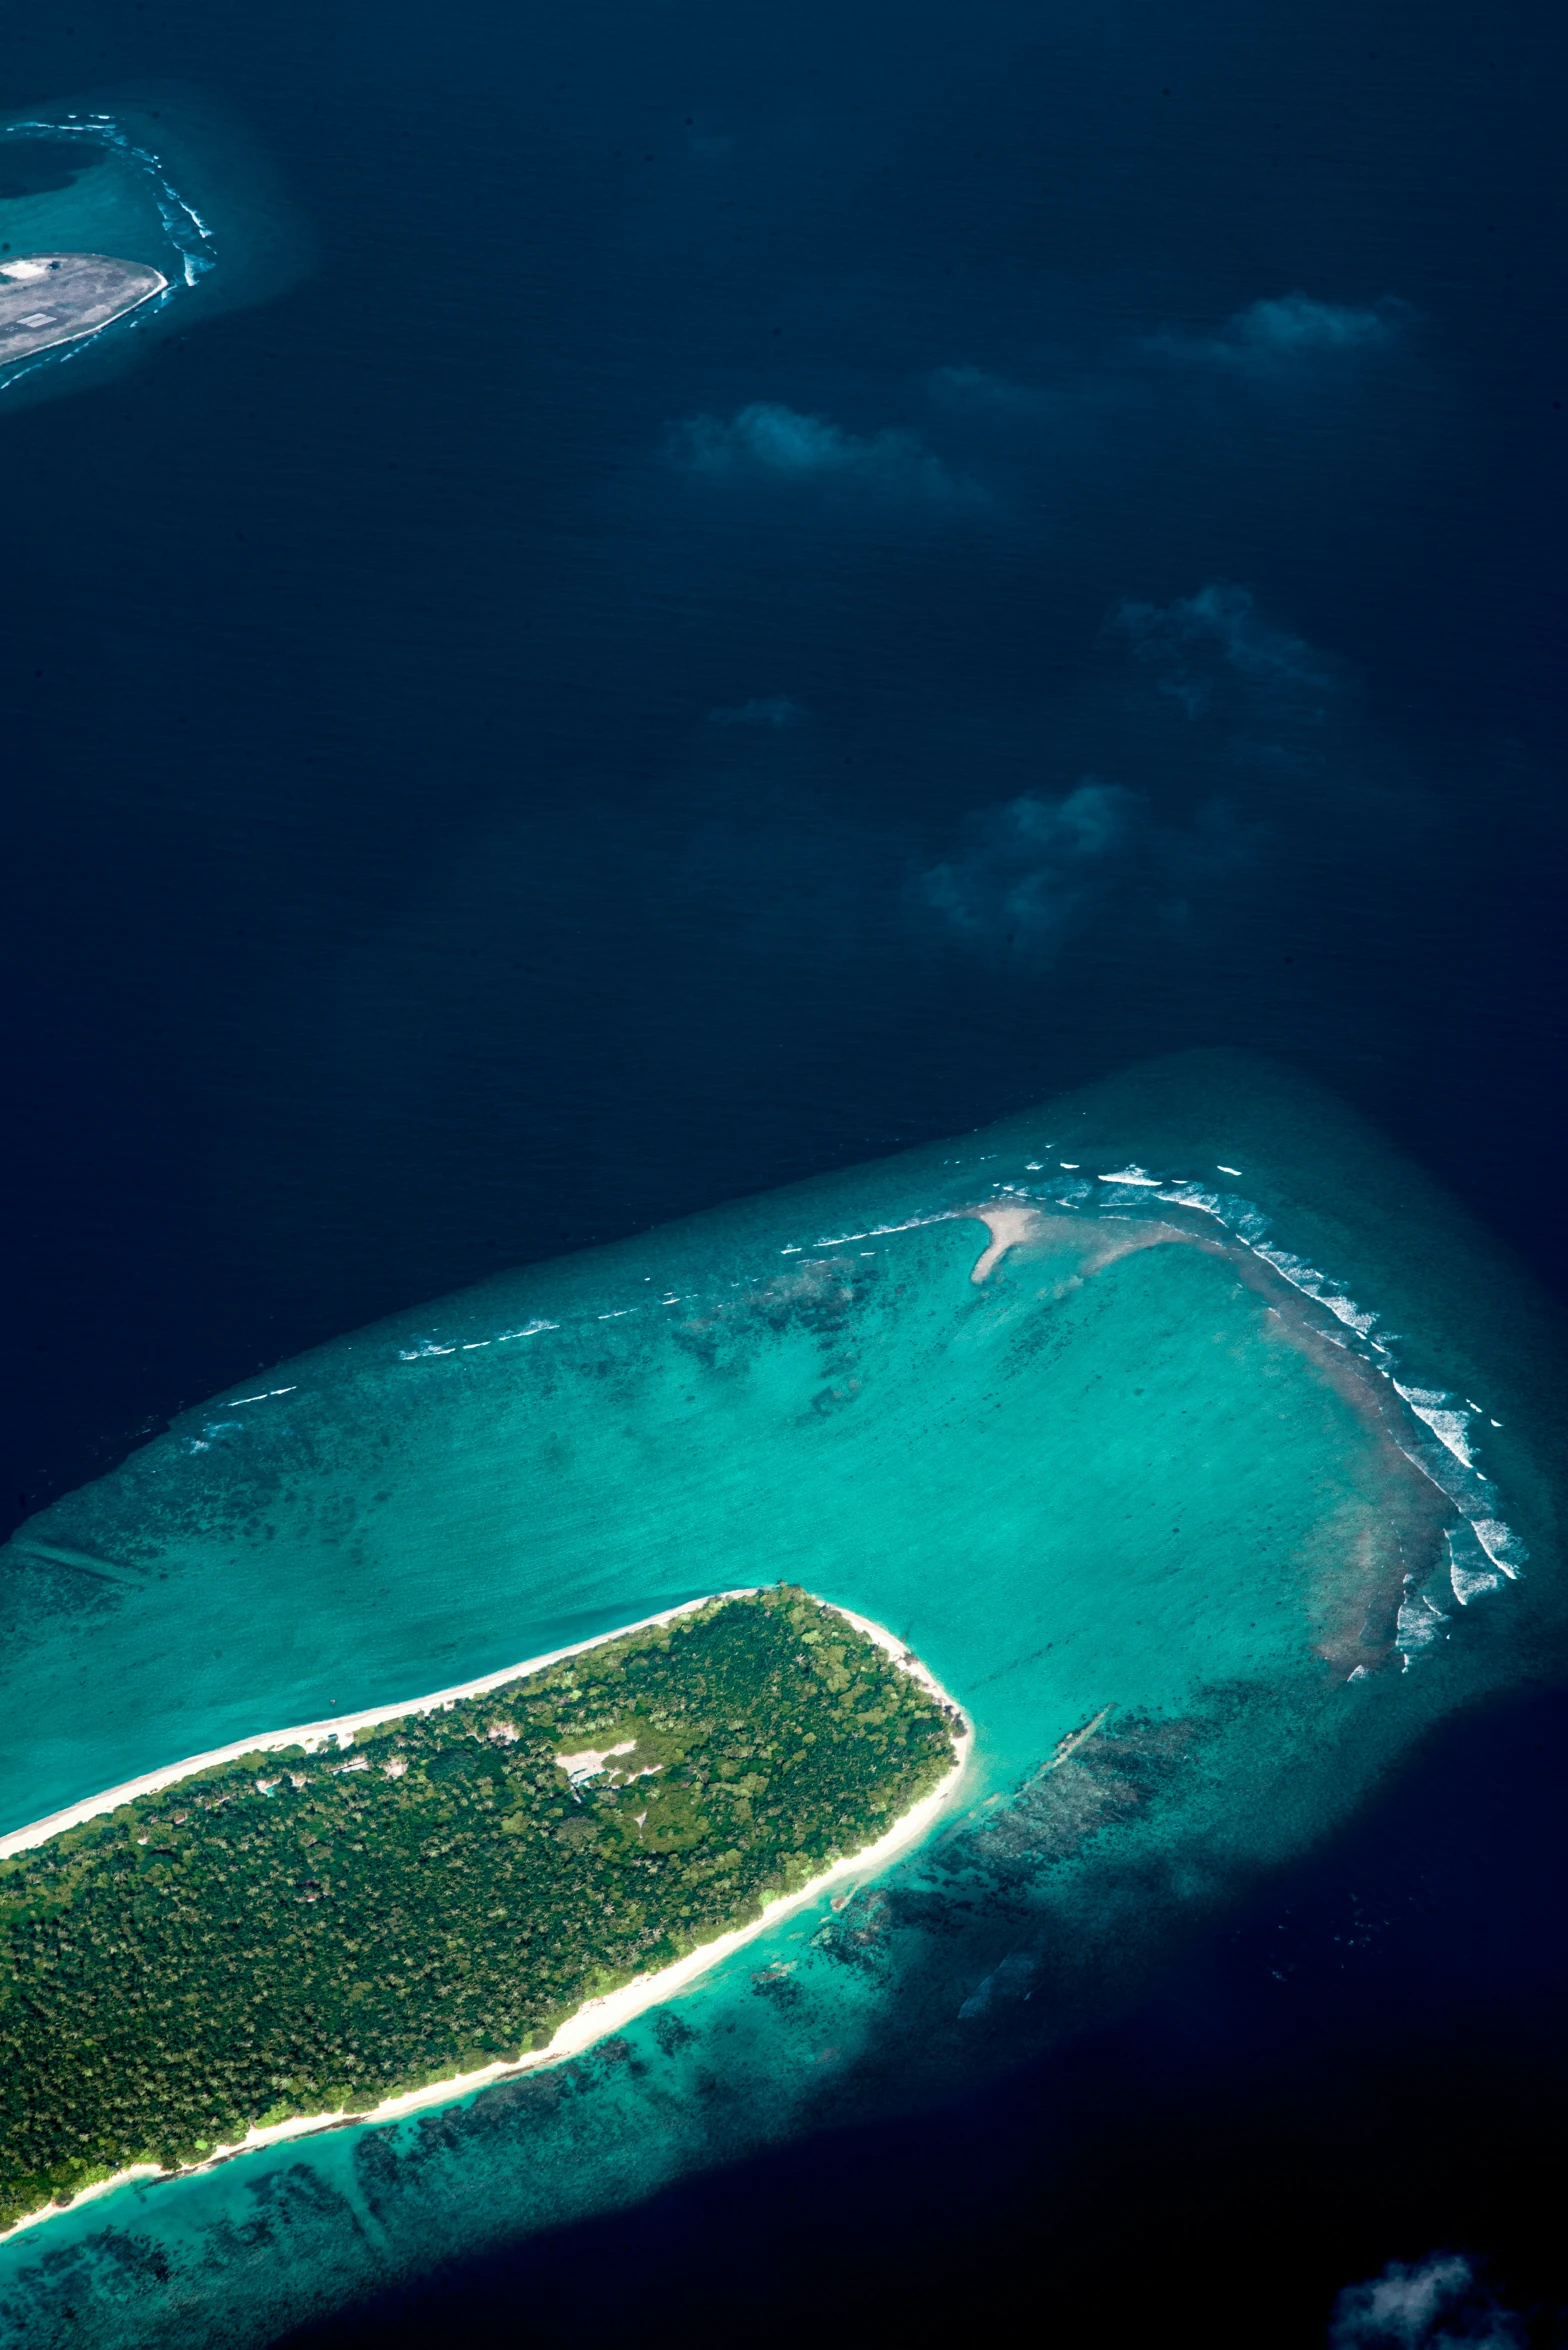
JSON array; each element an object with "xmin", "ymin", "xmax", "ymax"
[
  {"xmin": 961, "ymin": 1200, "xmax": 1216, "ymax": 1288},
  {"xmin": 965, "ymin": 1203, "xmax": 1046, "ymax": 1283},
  {"xmin": 0, "ymin": 1596, "xmax": 971, "ymax": 2244}
]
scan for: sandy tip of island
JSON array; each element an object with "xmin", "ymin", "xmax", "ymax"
[{"xmin": 0, "ymin": 1593, "xmax": 972, "ymax": 2244}]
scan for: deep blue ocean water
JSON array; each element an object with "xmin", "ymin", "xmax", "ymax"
[
  {"xmin": 279, "ymin": 1681, "xmax": 1568, "ymax": 2350},
  {"xmin": 3, "ymin": 0, "xmax": 1567, "ymax": 2341}
]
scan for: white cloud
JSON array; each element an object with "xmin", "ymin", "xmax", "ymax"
[
  {"xmin": 671, "ymin": 399, "xmax": 976, "ymax": 502},
  {"xmin": 915, "ymin": 582, "xmax": 1361, "ymax": 966},
  {"xmin": 1112, "ymin": 583, "xmax": 1336, "ymax": 714},
  {"xmin": 926, "ymin": 361, "xmax": 1049, "ymax": 413},
  {"xmin": 1329, "ymin": 2253, "xmax": 1522, "ymax": 2349},
  {"xmin": 1230, "ymin": 293, "xmax": 1408, "ymax": 355},
  {"xmin": 919, "ymin": 779, "xmax": 1142, "ymax": 961},
  {"xmin": 708, "ymin": 695, "xmax": 806, "ymax": 728},
  {"xmin": 1152, "ymin": 291, "xmax": 1413, "ymax": 371}
]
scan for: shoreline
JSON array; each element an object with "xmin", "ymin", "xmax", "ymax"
[
  {"xmin": 0, "ymin": 1595, "xmax": 972, "ymax": 2247},
  {"xmin": 0, "ymin": 1590, "xmax": 761, "ymax": 1861},
  {"xmin": 0, "ymin": 253, "xmax": 169, "ymax": 369}
]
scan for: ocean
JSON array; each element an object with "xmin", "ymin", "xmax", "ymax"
[{"xmin": 2, "ymin": 1, "xmax": 1566, "ymax": 2343}]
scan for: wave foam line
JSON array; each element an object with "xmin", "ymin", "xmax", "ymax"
[{"xmin": 960, "ymin": 1152, "xmax": 1529, "ymax": 1655}]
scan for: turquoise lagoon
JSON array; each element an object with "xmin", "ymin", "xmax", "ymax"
[
  {"xmin": 0, "ymin": 87, "xmax": 309, "ymax": 404},
  {"xmin": 0, "ymin": 1052, "xmax": 1561, "ymax": 2347}
]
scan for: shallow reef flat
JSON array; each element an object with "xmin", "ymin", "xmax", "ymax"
[{"xmin": 0, "ymin": 1049, "xmax": 1560, "ymax": 2346}]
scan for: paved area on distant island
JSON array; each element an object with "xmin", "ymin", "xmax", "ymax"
[{"xmin": 0, "ymin": 252, "xmax": 167, "ymax": 365}]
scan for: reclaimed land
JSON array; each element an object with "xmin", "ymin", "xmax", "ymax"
[{"xmin": 0, "ymin": 1587, "xmax": 963, "ymax": 2232}]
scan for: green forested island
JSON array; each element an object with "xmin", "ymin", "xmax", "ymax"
[{"xmin": 0, "ymin": 1588, "xmax": 959, "ymax": 2230}]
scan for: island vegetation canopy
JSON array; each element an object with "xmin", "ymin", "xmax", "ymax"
[{"xmin": 0, "ymin": 1587, "xmax": 958, "ymax": 2231}]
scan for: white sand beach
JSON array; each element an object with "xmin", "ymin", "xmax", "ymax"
[
  {"xmin": 965, "ymin": 1202, "xmax": 1048, "ymax": 1282},
  {"xmin": 0, "ymin": 1595, "xmax": 971, "ymax": 2243},
  {"xmin": 0, "ymin": 1591, "xmax": 762, "ymax": 1863}
]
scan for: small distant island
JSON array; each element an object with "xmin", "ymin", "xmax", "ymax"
[
  {"xmin": 0, "ymin": 252, "xmax": 167, "ymax": 367},
  {"xmin": 0, "ymin": 1587, "xmax": 966, "ymax": 2236}
]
